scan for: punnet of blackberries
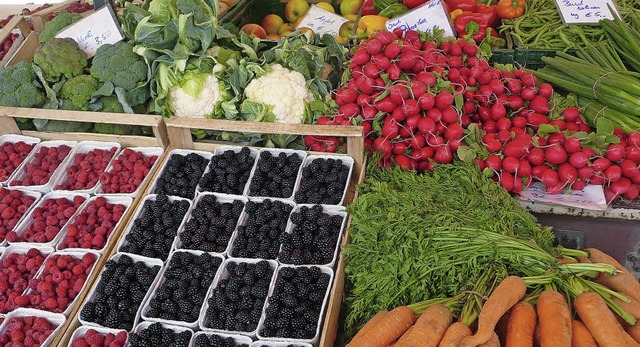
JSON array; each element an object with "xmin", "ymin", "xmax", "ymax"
[
  {"xmin": 80, "ymin": 254, "xmax": 160, "ymax": 330},
  {"xmin": 146, "ymin": 251, "xmax": 222, "ymax": 323},
  {"xmin": 179, "ymin": 195, "xmax": 244, "ymax": 253},
  {"xmin": 193, "ymin": 333, "xmax": 249, "ymax": 347},
  {"xmin": 203, "ymin": 260, "xmax": 274, "ymax": 333},
  {"xmin": 154, "ymin": 152, "xmax": 209, "ymax": 199},
  {"xmin": 120, "ymin": 194, "xmax": 190, "ymax": 260},
  {"xmin": 128, "ymin": 322, "xmax": 191, "ymax": 347},
  {"xmin": 248, "ymin": 151, "xmax": 302, "ymax": 198},
  {"xmin": 294, "ymin": 158, "xmax": 351, "ymax": 205},
  {"xmin": 199, "ymin": 147, "xmax": 255, "ymax": 195},
  {"xmin": 260, "ymin": 266, "xmax": 331, "ymax": 340},
  {"xmin": 230, "ymin": 199, "xmax": 292, "ymax": 259},
  {"xmin": 279, "ymin": 205, "xmax": 345, "ymax": 266}
]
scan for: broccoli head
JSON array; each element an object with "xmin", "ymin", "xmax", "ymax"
[
  {"xmin": 0, "ymin": 61, "xmax": 46, "ymax": 108},
  {"xmin": 60, "ymin": 74, "xmax": 100, "ymax": 110},
  {"xmin": 38, "ymin": 12, "xmax": 82, "ymax": 44},
  {"xmin": 90, "ymin": 42, "xmax": 147, "ymax": 91},
  {"xmin": 41, "ymin": 120, "xmax": 93, "ymax": 132},
  {"xmin": 34, "ymin": 38, "xmax": 87, "ymax": 82},
  {"xmin": 98, "ymin": 96, "xmax": 124, "ymax": 113}
]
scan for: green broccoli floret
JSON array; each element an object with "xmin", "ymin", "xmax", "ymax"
[
  {"xmin": 41, "ymin": 120, "xmax": 93, "ymax": 132},
  {"xmin": 90, "ymin": 42, "xmax": 148, "ymax": 91},
  {"xmin": 34, "ymin": 38, "xmax": 88, "ymax": 82},
  {"xmin": 59, "ymin": 74, "xmax": 100, "ymax": 110},
  {"xmin": 98, "ymin": 96, "xmax": 124, "ymax": 113},
  {"xmin": 0, "ymin": 61, "xmax": 46, "ymax": 108},
  {"xmin": 38, "ymin": 12, "xmax": 82, "ymax": 44}
]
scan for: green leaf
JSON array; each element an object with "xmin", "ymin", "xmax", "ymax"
[
  {"xmin": 596, "ymin": 117, "xmax": 615, "ymax": 135},
  {"xmin": 240, "ymin": 100, "xmax": 275, "ymax": 122},
  {"xmin": 605, "ymin": 135, "xmax": 621, "ymax": 144},
  {"xmin": 457, "ymin": 146, "xmax": 477, "ymax": 163},
  {"xmin": 538, "ymin": 124, "xmax": 560, "ymax": 137},
  {"xmin": 454, "ymin": 93, "xmax": 464, "ymax": 110}
]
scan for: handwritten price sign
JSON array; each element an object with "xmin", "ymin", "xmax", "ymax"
[
  {"xmin": 55, "ymin": 5, "xmax": 124, "ymax": 58},
  {"xmin": 385, "ymin": 0, "xmax": 455, "ymax": 37},
  {"xmin": 298, "ymin": 5, "xmax": 349, "ymax": 36},
  {"xmin": 554, "ymin": 0, "xmax": 620, "ymax": 24}
]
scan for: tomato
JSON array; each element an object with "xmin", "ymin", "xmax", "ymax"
[{"xmin": 403, "ymin": 0, "xmax": 429, "ymax": 9}]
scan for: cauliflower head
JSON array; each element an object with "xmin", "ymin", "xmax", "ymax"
[
  {"xmin": 0, "ymin": 61, "xmax": 46, "ymax": 108},
  {"xmin": 38, "ymin": 12, "xmax": 82, "ymax": 44},
  {"xmin": 34, "ymin": 38, "xmax": 88, "ymax": 82},
  {"xmin": 90, "ymin": 41, "xmax": 148, "ymax": 91},
  {"xmin": 244, "ymin": 64, "xmax": 313, "ymax": 124},
  {"xmin": 167, "ymin": 72, "xmax": 224, "ymax": 118},
  {"xmin": 60, "ymin": 74, "xmax": 100, "ymax": 110}
]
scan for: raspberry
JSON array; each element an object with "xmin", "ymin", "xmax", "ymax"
[
  {"xmin": 43, "ymin": 297, "xmax": 57, "ymax": 310},
  {"xmin": 84, "ymin": 329, "xmax": 104, "ymax": 345},
  {"xmin": 13, "ymin": 295, "xmax": 29, "ymax": 307},
  {"xmin": 10, "ymin": 329, "xmax": 24, "ymax": 342},
  {"xmin": 72, "ymin": 265, "xmax": 85, "ymax": 276}
]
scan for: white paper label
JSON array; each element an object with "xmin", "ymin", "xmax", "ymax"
[
  {"xmin": 520, "ymin": 182, "xmax": 608, "ymax": 211},
  {"xmin": 55, "ymin": 5, "xmax": 124, "ymax": 58},
  {"xmin": 554, "ymin": 0, "xmax": 620, "ymax": 24},
  {"xmin": 385, "ymin": 0, "xmax": 455, "ymax": 38},
  {"xmin": 298, "ymin": 5, "xmax": 349, "ymax": 36}
]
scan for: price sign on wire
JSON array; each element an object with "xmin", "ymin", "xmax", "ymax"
[
  {"xmin": 554, "ymin": 0, "xmax": 621, "ymax": 24},
  {"xmin": 55, "ymin": 4, "xmax": 124, "ymax": 58},
  {"xmin": 298, "ymin": 5, "xmax": 349, "ymax": 36},
  {"xmin": 385, "ymin": 0, "xmax": 455, "ymax": 38}
]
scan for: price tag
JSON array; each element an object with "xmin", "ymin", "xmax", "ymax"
[
  {"xmin": 385, "ymin": 0, "xmax": 455, "ymax": 38},
  {"xmin": 55, "ymin": 5, "xmax": 124, "ymax": 58},
  {"xmin": 520, "ymin": 183, "xmax": 608, "ymax": 211},
  {"xmin": 554, "ymin": 0, "xmax": 620, "ymax": 24},
  {"xmin": 297, "ymin": 5, "xmax": 349, "ymax": 36}
]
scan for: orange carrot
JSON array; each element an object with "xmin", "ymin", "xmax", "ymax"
[
  {"xmin": 571, "ymin": 320, "xmax": 597, "ymax": 347},
  {"xmin": 586, "ymin": 248, "xmax": 628, "ymax": 273},
  {"xmin": 461, "ymin": 276, "xmax": 527, "ymax": 347},
  {"xmin": 477, "ymin": 332, "xmax": 500, "ymax": 347},
  {"xmin": 533, "ymin": 324, "xmax": 541, "ymax": 347},
  {"xmin": 395, "ymin": 304, "xmax": 452, "ymax": 347},
  {"xmin": 348, "ymin": 306, "xmax": 416, "ymax": 347},
  {"xmin": 598, "ymin": 273, "xmax": 640, "ymax": 310},
  {"xmin": 574, "ymin": 291, "xmax": 629, "ymax": 346},
  {"xmin": 623, "ymin": 331, "xmax": 640, "ymax": 347},
  {"xmin": 613, "ymin": 295, "xmax": 640, "ymax": 319},
  {"xmin": 352, "ymin": 310, "xmax": 389, "ymax": 340},
  {"xmin": 536, "ymin": 290, "xmax": 572, "ymax": 346},
  {"xmin": 576, "ymin": 256, "xmax": 591, "ymax": 263},
  {"xmin": 439, "ymin": 322, "xmax": 472, "ymax": 347},
  {"xmin": 558, "ymin": 258, "xmax": 576, "ymax": 264},
  {"xmin": 627, "ymin": 322, "xmax": 640, "ymax": 343},
  {"xmin": 505, "ymin": 301, "xmax": 536, "ymax": 347}
]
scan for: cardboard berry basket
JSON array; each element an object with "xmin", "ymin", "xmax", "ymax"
[
  {"xmin": 0, "ymin": 16, "xmax": 35, "ymax": 67},
  {"xmin": 162, "ymin": 117, "xmax": 365, "ymax": 347}
]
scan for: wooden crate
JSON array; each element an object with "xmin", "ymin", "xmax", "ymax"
[
  {"xmin": 0, "ymin": 15, "xmax": 36, "ymax": 67},
  {"xmin": 29, "ymin": 0, "xmax": 92, "ymax": 33}
]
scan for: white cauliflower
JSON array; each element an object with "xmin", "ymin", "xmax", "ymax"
[
  {"xmin": 169, "ymin": 74, "xmax": 221, "ymax": 118},
  {"xmin": 244, "ymin": 64, "xmax": 313, "ymax": 124}
]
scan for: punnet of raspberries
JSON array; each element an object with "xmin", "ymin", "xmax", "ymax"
[
  {"xmin": 15, "ymin": 252, "xmax": 97, "ymax": 313},
  {"xmin": 70, "ymin": 328, "xmax": 127, "ymax": 347},
  {"xmin": 56, "ymin": 147, "xmax": 118, "ymax": 191},
  {"xmin": 127, "ymin": 322, "xmax": 191, "ymax": 347},
  {"xmin": 0, "ymin": 188, "xmax": 38, "ymax": 242},
  {"xmin": 249, "ymin": 151, "xmax": 303, "ymax": 198},
  {"xmin": 58, "ymin": 197, "xmax": 127, "ymax": 251},
  {"xmin": 120, "ymin": 194, "xmax": 189, "ymax": 260},
  {"xmin": 178, "ymin": 195, "xmax": 244, "ymax": 253},
  {"xmin": 230, "ymin": 199, "xmax": 292, "ymax": 259},
  {"xmin": 5, "ymin": 195, "xmax": 86, "ymax": 244},
  {"xmin": 193, "ymin": 333, "xmax": 249, "ymax": 347},
  {"xmin": 99, "ymin": 148, "xmax": 158, "ymax": 194},
  {"xmin": 199, "ymin": 147, "xmax": 255, "ymax": 195},
  {"xmin": 0, "ymin": 140, "xmax": 36, "ymax": 182},
  {"xmin": 0, "ymin": 315, "xmax": 60, "ymax": 346},
  {"xmin": 10, "ymin": 144, "xmax": 72, "ymax": 187},
  {"xmin": 154, "ymin": 152, "xmax": 210, "ymax": 199},
  {"xmin": 0, "ymin": 248, "xmax": 48, "ymax": 313},
  {"xmin": 294, "ymin": 158, "xmax": 351, "ymax": 205}
]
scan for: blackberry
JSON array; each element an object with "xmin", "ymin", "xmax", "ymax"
[
  {"xmin": 230, "ymin": 200, "xmax": 291, "ymax": 259},
  {"xmin": 248, "ymin": 151, "xmax": 302, "ymax": 198},
  {"xmin": 154, "ymin": 152, "xmax": 209, "ymax": 199},
  {"xmin": 79, "ymin": 255, "xmax": 160, "ymax": 330},
  {"xmin": 146, "ymin": 251, "xmax": 222, "ymax": 323},
  {"xmin": 128, "ymin": 322, "xmax": 192, "ymax": 347},
  {"xmin": 193, "ymin": 333, "xmax": 250, "ymax": 347},
  {"xmin": 199, "ymin": 147, "xmax": 256, "ymax": 195},
  {"xmin": 294, "ymin": 158, "xmax": 351, "ymax": 205},
  {"xmin": 178, "ymin": 195, "xmax": 244, "ymax": 252}
]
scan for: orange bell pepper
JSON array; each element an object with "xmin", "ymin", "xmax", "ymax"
[{"xmin": 496, "ymin": 0, "xmax": 525, "ymax": 19}]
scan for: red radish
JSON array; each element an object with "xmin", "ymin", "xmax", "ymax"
[
  {"xmin": 503, "ymin": 141, "xmax": 529, "ymax": 159},
  {"xmin": 541, "ymin": 168, "xmax": 560, "ymax": 187},
  {"xmin": 527, "ymin": 148, "xmax": 545, "ymax": 165},
  {"xmin": 610, "ymin": 177, "xmax": 631, "ymax": 195},
  {"xmin": 366, "ymin": 38, "xmax": 383, "ymax": 55},
  {"xmin": 376, "ymin": 97, "xmax": 396, "ymax": 113},
  {"xmin": 335, "ymin": 88, "xmax": 358, "ymax": 105},
  {"xmin": 338, "ymin": 103, "xmax": 360, "ymax": 118},
  {"xmin": 520, "ymin": 72, "xmax": 537, "ymax": 87},
  {"xmin": 547, "ymin": 133, "xmax": 566, "ymax": 146},
  {"xmin": 399, "ymin": 125, "xmax": 413, "ymax": 139},
  {"xmin": 478, "ymin": 106, "xmax": 492, "ymax": 122},
  {"xmin": 406, "ymin": 115, "xmax": 421, "ymax": 130},
  {"xmin": 566, "ymin": 123, "xmax": 580, "ymax": 132},
  {"xmin": 569, "ymin": 151, "xmax": 589, "ymax": 169},
  {"xmin": 485, "ymin": 155, "xmax": 502, "ymax": 171},
  {"xmin": 434, "ymin": 146, "xmax": 453, "ymax": 164},
  {"xmin": 398, "ymin": 53, "xmax": 419, "ymax": 71},
  {"xmin": 563, "ymin": 137, "xmax": 581, "ymax": 153},
  {"xmin": 409, "ymin": 135, "xmax": 426, "ymax": 149},
  {"xmin": 419, "ymin": 93, "xmax": 436, "ymax": 110},
  {"xmin": 483, "ymin": 120, "xmax": 497, "ymax": 133},
  {"xmin": 500, "ymin": 172, "xmax": 515, "ymax": 192},
  {"xmin": 373, "ymin": 138, "xmax": 392, "ymax": 157},
  {"xmin": 496, "ymin": 117, "xmax": 511, "ymax": 131},
  {"xmin": 463, "ymin": 100, "xmax": 476, "ymax": 114},
  {"xmin": 626, "ymin": 146, "xmax": 640, "ymax": 161},
  {"xmin": 351, "ymin": 49, "xmax": 370, "ymax": 67},
  {"xmin": 441, "ymin": 107, "xmax": 459, "ymax": 123},
  {"xmin": 356, "ymin": 76, "xmax": 375, "ymax": 94},
  {"xmin": 485, "ymin": 140, "xmax": 503, "ymax": 153},
  {"xmin": 373, "ymin": 55, "xmax": 391, "ymax": 70},
  {"xmin": 435, "ymin": 90, "xmax": 454, "ymax": 110},
  {"xmin": 571, "ymin": 179, "xmax": 586, "ymax": 190},
  {"xmin": 449, "ymin": 139, "xmax": 463, "ymax": 151},
  {"xmin": 394, "ymin": 154, "xmax": 415, "ymax": 170},
  {"xmin": 527, "ymin": 113, "xmax": 550, "ymax": 128},
  {"xmin": 518, "ymin": 159, "xmax": 532, "ymax": 177},
  {"xmin": 489, "ymin": 79, "xmax": 505, "ymax": 95},
  {"xmin": 590, "ymin": 174, "xmax": 605, "ymax": 185},
  {"xmin": 592, "ymin": 158, "xmax": 612, "ymax": 171},
  {"xmin": 530, "ymin": 96, "xmax": 551, "ymax": 114},
  {"xmin": 393, "ymin": 142, "xmax": 407, "ymax": 155},
  {"xmin": 475, "ymin": 158, "xmax": 486, "ymax": 170},
  {"xmin": 362, "ymin": 105, "xmax": 377, "ymax": 120},
  {"xmin": 356, "ymin": 93, "xmax": 370, "ymax": 107},
  {"xmin": 547, "ymin": 181, "xmax": 566, "ymax": 194},
  {"xmin": 512, "ymin": 116, "xmax": 527, "ymax": 128},
  {"xmin": 537, "ymin": 83, "xmax": 553, "ymax": 98},
  {"xmin": 604, "ymin": 187, "xmax": 617, "ymax": 201},
  {"xmin": 426, "ymin": 135, "xmax": 445, "ymax": 147},
  {"xmin": 506, "ymin": 95, "xmax": 524, "ymax": 110},
  {"xmin": 521, "ymin": 87, "xmax": 537, "ymax": 101},
  {"xmin": 604, "ymin": 165, "xmax": 622, "ymax": 182},
  {"xmin": 550, "ymin": 119, "xmax": 567, "ymax": 131},
  {"xmin": 624, "ymin": 184, "xmax": 639, "ymax": 200},
  {"xmin": 388, "ymin": 64, "xmax": 401, "ymax": 80},
  {"xmin": 545, "ymin": 145, "xmax": 568, "ymax": 165},
  {"xmin": 490, "ymin": 102, "xmax": 507, "ymax": 120},
  {"xmin": 417, "ymin": 71, "xmax": 437, "ymax": 87},
  {"xmin": 582, "ymin": 147, "xmax": 596, "ymax": 157},
  {"xmin": 497, "ymin": 129, "xmax": 512, "ymax": 144},
  {"xmin": 606, "ymin": 143, "xmax": 625, "ymax": 162},
  {"xmin": 562, "ymin": 107, "xmax": 580, "ymax": 122},
  {"xmin": 403, "ymin": 99, "xmax": 420, "ymax": 117},
  {"xmin": 364, "ymin": 62, "xmax": 381, "ymax": 78},
  {"xmin": 532, "ymin": 165, "xmax": 548, "ymax": 179},
  {"xmin": 620, "ymin": 160, "xmax": 639, "ymax": 178},
  {"xmin": 558, "ymin": 163, "xmax": 578, "ymax": 183},
  {"xmin": 502, "ymin": 157, "xmax": 520, "ymax": 173},
  {"xmin": 390, "ymin": 85, "xmax": 409, "ymax": 105},
  {"xmin": 410, "ymin": 80, "xmax": 427, "ymax": 98},
  {"xmin": 427, "ymin": 108, "xmax": 442, "ymax": 122},
  {"xmin": 627, "ymin": 132, "xmax": 640, "ymax": 147},
  {"xmin": 375, "ymin": 30, "xmax": 397, "ymax": 45},
  {"xmin": 444, "ymin": 123, "xmax": 464, "ymax": 140},
  {"xmin": 418, "ymin": 117, "xmax": 436, "ymax": 134}
]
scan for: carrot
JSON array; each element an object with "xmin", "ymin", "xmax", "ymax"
[
  {"xmin": 574, "ymin": 291, "xmax": 630, "ymax": 346},
  {"xmin": 348, "ymin": 306, "xmax": 416, "ymax": 347},
  {"xmin": 536, "ymin": 290, "xmax": 572, "ymax": 346},
  {"xmin": 571, "ymin": 320, "xmax": 597, "ymax": 347},
  {"xmin": 395, "ymin": 304, "xmax": 452, "ymax": 347},
  {"xmin": 597, "ymin": 272, "xmax": 640, "ymax": 307},
  {"xmin": 613, "ymin": 295, "xmax": 640, "ymax": 319},
  {"xmin": 558, "ymin": 258, "xmax": 576, "ymax": 264},
  {"xmin": 439, "ymin": 322, "xmax": 472, "ymax": 347},
  {"xmin": 505, "ymin": 301, "xmax": 536, "ymax": 347},
  {"xmin": 627, "ymin": 321, "xmax": 640, "ymax": 343},
  {"xmin": 623, "ymin": 331, "xmax": 640, "ymax": 347},
  {"xmin": 576, "ymin": 256, "xmax": 591, "ymax": 263},
  {"xmin": 496, "ymin": 310, "xmax": 510, "ymax": 345},
  {"xmin": 533, "ymin": 324, "xmax": 541, "ymax": 347},
  {"xmin": 461, "ymin": 276, "xmax": 527, "ymax": 347},
  {"xmin": 586, "ymin": 247, "xmax": 628, "ymax": 273},
  {"xmin": 352, "ymin": 310, "xmax": 389, "ymax": 340},
  {"xmin": 477, "ymin": 332, "xmax": 500, "ymax": 347}
]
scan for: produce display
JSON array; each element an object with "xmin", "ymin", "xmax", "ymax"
[
  {"xmin": 294, "ymin": 157, "xmax": 350, "ymax": 205},
  {"xmin": 128, "ymin": 322, "xmax": 192, "ymax": 347},
  {"xmin": 0, "ymin": 313, "xmax": 62, "ymax": 346},
  {"xmin": 198, "ymin": 148, "xmax": 256, "ymax": 195},
  {"xmin": 0, "ymin": 247, "xmax": 49, "ymax": 313},
  {"xmin": 9, "ymin": 143, "xmax": 72, "ymax": 188},
  {"xmin": 153, "ymin": 152, "xmax": 210, "ymax": 199},
  {"xmin": 0, "ymin": 138, "xmax": 36, "ymax": 183},
  {"xmin": 97, "ymin": 148, "xmax": 160, "ymax": 195},
  {"xmin": 55, "ymin": 146, "xmax": 118, "ymax": 191},
  {"xmin": 248, "ymin": 151, "xmax": 303, "ymax": 198},
  {"xmin": 0, "ymin": 188, "xmax": 39, "ymax": 243}
]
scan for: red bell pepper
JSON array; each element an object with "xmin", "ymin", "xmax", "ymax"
[
  {"xmin": 444, "ymin": 0, "xmax": 476, "ymax": 12},
  {"xmin": 454, "ymin": 12, "xmax": 490, "ymax": 43},
  {"xmin": 362, "ymin": 0, "xmax": 378, "ymax": 15},
  {"xmin": 475, "ymin": 4, "xmax": 500, "ymax": 28}
]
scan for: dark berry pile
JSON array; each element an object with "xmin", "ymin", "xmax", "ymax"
[
  {"xmin": 294, "ymin": 158, "xmax": 350, "ymax": 205},
  {"xmin": 146, "ymin": 252, "xmax": 222, "ymax": 323},
  {"xmin": 199, "ymin": 147, "xmax": 255, "ymax": 195},
  {"xmin": 203, "ymin": 261, "xmax": 273, "ymax": 332},
  {"xmin": 248, "ymin": 151, "xmax": 303, "ymax": 198},
  {"xmin": 128, "ymin": 322, "xmax": 191, "ymax": 347},
  {"xmin": 154, "ymin": 152, "xmax": 209, "ymax": 199},
  {"xmin": 280, "ymin": 206, "xmax": 344, "ymax": 265},
  {"xmin": 179, "ymin": 195, "xmax": 244, "ymax": 252},
  {"xmin": 261, "ymin": 266, "xmax": 330, "ymax": 340},
  {"xmin": 231, "ymin": 200, "xmax": 292, "ymax": 259},
  {"xmin": 193, "ymin": 333, "xmax": 249, "ymax": 347},
  {"xmin": 80, "ymin": 254, "xmax": 160, "ymax": 330},
  {"xmin": 120, "ymin": 194, "xmax": 190, "ymax": 260}
]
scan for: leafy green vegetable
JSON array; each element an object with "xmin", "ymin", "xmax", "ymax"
[
  {"xmin": 38, "ymin": 12, "xmax": 82, "ymax": 44},
  {"xmin": 33, "ymin": 38, "xmax": 87, "ymax": 82},
  {"xmin": 0, "ymin": 62, "xmax": 46, "ymax": 108},
  {"xmin": 60, "ymin": 75, "xmax": 100, "ymax": 110}
]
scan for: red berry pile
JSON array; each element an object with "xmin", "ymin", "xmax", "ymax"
[
  {"xmin": 5, "ymin": 195, "xmax": 86, "ymax": 244},
  {"xmin": 0, "ymin": 188, "xmax": 38, "ymax": 242},
  {"xmin": 10, "ymin": 144, "xmax": 72, "ymax": 187},
  {"xmin": 16, "ymin": 252, "xmax": 96, "ymax": 313},
  {"xmin": 56, "ymin": 147, "xmax": 118, "ymax": 191},
  {"xmin": 58, "ymin": 197, "xmax": 126, "ymax": 251},
  {"xmin": 71, "ymin": 328, "xmax": 127, "ymax": 347},
  {"xmin": 0, "ymin": 248, "xmax": 48, "ymax": 313},
  {"xmin": 0, "ymin": 141, "xmax": 35, "ymax": 182},
  {"xmin": 99, "ymin": 149, "xmax": 158, "ymax": 194},
  {"xmin": 0, "ymin": 315, "xmax": 59, "ymax": 346}
]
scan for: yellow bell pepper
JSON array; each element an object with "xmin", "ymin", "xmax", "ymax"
[{"xmin": 357, "ymin": 15, "xmax": 389, "ymax": 36}]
